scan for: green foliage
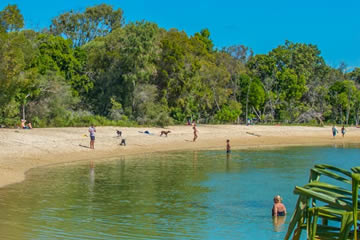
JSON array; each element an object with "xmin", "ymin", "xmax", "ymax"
[
  {"xmin": 84, "ymin": 21, "xmax": 160, "ymax": 117},
  {"xmin": 277, "ymin": 68, "xmax": 307, "ymax": 102},
  {"xmin": 50, "ymin": 4, "xmax": 124, "ymax": 47},
  {"xmin": 0, "ymin": 5, "xmax": 359, "ymax": 127},
  {"xmin": 0, "ymin": 30, "xmax": 38, "ymax": 125},
  {"xmin": 328, "ymin": 80, "xmax": 356, "ymax": 124},
  {"xmin": 193, "ymin": 28, "xmax": 213, "ymax": 52},
  {"xmin": 32, "ymin": 112, "xmax": 136, "ymax": 128},
  {"xmin": 214, "ymin": 101, "xmax": 242, "ymax": 123},
  {"xmin": 32, "ymin": 34, "xmax": 92, "ymax": 96},
  {"xmin": 347, "ymin": 67, "xmax": 360, "ymax": 83},
  {"xmin": 132, "ymin": 84, "xmax": 173, "ymax": 127},
  {"xmin": 0, "ymin": 4, "xmax": 24, "ymax": 32}
]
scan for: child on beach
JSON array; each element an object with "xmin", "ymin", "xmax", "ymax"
[
  {"xmin": 226, "ymin": 139, "xmax": 231, "ymax": 153},
  {"xmin": 193, "ymin": 126, "xmax": 198, "ymax": 142},
  {"xmin": 88, "ymin": 125, "xmax": 96, "ymax": 149},
  {"xmin": 272, "ymin": 195, "xmax": 287, "ymax": 217},
  {"xmin": 341, "ymin": 125, "xmax": 346, "ymax": 137},
  {"xmin": 332, "ymin": 125, "xmax": 338, "ymax": 139}
]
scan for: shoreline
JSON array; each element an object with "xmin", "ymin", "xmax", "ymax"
[{"xmin": 1, "ymin": 125, "xmax": 359, "ymax": 189}]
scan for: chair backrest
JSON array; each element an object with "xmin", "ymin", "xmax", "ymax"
[
  {"xmin": 352, "ymin": 173, "xmax": 360, "ymax": 240},
  {"xmin": 310, "ymin": 164, "xmax": 352, "ymax": 184}
]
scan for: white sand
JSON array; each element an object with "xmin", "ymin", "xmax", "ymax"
[{"xmin": 0, "ymin": 125, "xmax": 358, "ymax": 188}]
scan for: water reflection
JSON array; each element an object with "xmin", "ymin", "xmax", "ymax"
[
  {"xmin": 88, "ymin": 161, "xmax": 95, "ymax": 203},
  {"xmin": 193, "ymin": 151, "xmax": 198, "ymax": 173},
  {"xmin": 89, "ymin": 161, "xmax": 95, "ymax": 185},
  {"xmin": 226, "ymin": 153, "xmax": 231, "ymax": 171},
  {"xmin": 273, "ymin": 216, "xmax": 287, "ymax": 232},
  {"xmin": 0, "ymin": 146, "xmax": 360, "ymax": 239}
]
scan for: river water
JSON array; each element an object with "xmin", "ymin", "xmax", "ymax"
[{"xmin": 0, "ymin": 144, "xmax": 359, "ymax": 239}]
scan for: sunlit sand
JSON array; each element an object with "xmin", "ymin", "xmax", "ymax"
[{"xmin": 0, "ymin": 125, "xmax": 359, "ymax": 188}]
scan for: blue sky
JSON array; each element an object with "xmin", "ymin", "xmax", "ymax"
[{"xmin": 1, "ymin": 0, "xmax": 360, "ymax": 68}]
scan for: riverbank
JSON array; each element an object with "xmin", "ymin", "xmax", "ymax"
[{"xmin": 0, "ymin": 125, "xmax": 359, "ymax": 188}]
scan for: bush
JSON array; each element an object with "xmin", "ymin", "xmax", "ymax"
[{"xmin": 214, "ymin": 101, "xmax": 242, "ymax": 123}]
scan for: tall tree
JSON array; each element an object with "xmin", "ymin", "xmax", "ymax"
[
  {"xmin": 32, "ymin": 33, "xmax": 92, "ymax": 96},
  {"xmin": 50, "ymin": 4, "xmax": 123, "ymax": 47},
  {"xmin": 328, "ymin": 80, "xmax": 356, "ymax": 124},
  {"xmin": 347, "ymin": 67, "xmax": 360, "ymax": 83},
  {"xmin": 85, "ymin": 21, "xmax": 160, "ymax": 117},
  {"xmin": 0, "ymin": 4, "xmax": 24, "ymax": 32}
]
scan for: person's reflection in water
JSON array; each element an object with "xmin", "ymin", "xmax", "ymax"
[
  {"xmin": 87, "ymin": 161, "xmax": 96, "ymax": 216},
  {"xmin": 119, "ymin": 156, "xmax": 125, "ymax": 181},
  {"xmin": 89, "ymin": 161, "xmax": 95, "ymax": 193},
  {"xmin": 226, "ymin": 153, "xmax": 230, "ymax": 171},
  {"xmin": 193, "ymin": 151, "xmax": 198, "ymax": 174},
  {"xmin": 273, "ymin": 215, "xmax": 286, "ymax": 232}
]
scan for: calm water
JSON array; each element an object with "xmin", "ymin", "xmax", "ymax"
[{"xmin": 0, "ymin": 144, "xmax": 360, "ymax": 240}]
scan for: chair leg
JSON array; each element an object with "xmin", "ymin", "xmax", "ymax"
[
  {"xmin": 292, "ymin": 227, "xmax": 302, "ymax": 240},
  {"xmin": 311, "ymin": 210, "xmax": 319, "ymax": 240},
  {"xmin": 285, "ymin": 199, "xmax": 301, "ymax": 240},
  {"xmin": 306, "ymin": 209, "xmax": 313, "ymax": 239},
  {"xmin": 339, "ymin": 212, "xmax": 353, "ymax": 239},
  {"xmin": 285, "ymin": 196, "xmax": 308, "ymax": 240}
]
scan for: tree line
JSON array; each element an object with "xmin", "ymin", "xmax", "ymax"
[{"xmin": 1, "ymin": 3, "xmax": 360, "ymax": 127}]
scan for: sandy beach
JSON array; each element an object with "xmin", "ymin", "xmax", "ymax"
[{"xmin": 0, "ymin": 125, "xmax": 359, "ymax": 188}]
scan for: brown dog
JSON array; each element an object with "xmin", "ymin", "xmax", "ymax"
[{"xmin": 160, "ymin": 130, "xmax": 171, "ymax": 137}]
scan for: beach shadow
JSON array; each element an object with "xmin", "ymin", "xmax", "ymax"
[
  {"xmin": 185, "ymin": 139, "xmax": 193, "ymax": 142},
  {"xmin": 246, "ymin": 132, "xmax": 261, "ymax": 137},
  {"xmin": 79, "ymin": 144, "xmax": 90, "ymax": 149}
]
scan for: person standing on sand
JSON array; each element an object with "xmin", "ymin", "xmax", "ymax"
[
  {"xmin": 341, "ymin": 125, "xmax": 346, "ymax": 138},
  {"xmin": 332, "ymin": 125, "xmax": 338, "ymax": 139},
  {"xmin": 89, "ymin": 125, "xmax": 96, "ymax": 149},
  {"xmin": 193, "ymin": 126, "xmax": 198, "ymax": 142}
]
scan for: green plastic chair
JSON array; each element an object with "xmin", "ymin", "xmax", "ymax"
[
  {"xmin": 306, "ymin": 173, "xmax": 360, "ymax": 239},
  {"xmin": 284, "ymin": 165, "xmax": 356, "ymax": 240}
]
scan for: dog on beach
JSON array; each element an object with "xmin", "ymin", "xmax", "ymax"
[
  {"xmin": 116, "ymin": 130, "xmax": 122, "ymax": 137},
  {"xmin": 160, "ymin": 130, "xmax": 171, "ymax": 137}
]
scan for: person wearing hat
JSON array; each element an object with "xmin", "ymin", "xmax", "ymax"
[{"xmin": 272, "ymin": 195, "xmax": 287, "ymax": 216}]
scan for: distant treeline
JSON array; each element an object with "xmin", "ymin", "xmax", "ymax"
[{"xmin": 1, "ymin": 4, "xmax": 360, "ymax": 127}]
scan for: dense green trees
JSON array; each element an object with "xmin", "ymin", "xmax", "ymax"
[{"xmin": 1, "ymin": 3, "xmax": 360, "ymax": 127}]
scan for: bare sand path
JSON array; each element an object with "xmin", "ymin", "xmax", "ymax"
[{"xmin": 0, "ymin": 125, "xmax": 359, "ymax": 188}]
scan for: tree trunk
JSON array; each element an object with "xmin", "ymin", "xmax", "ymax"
[
  {"xmin": 22, "ymin": 104, "xmax": 26, "ymax": 120},
  {"xmin": 245, "ymin": 78, "xmax": 252, "ymax": 122},
  {"xmin": 252, "ymin": 106, "xmax": 261, "ymax": 121},
  {"xmin": 211, "ymin": 86, "xmax": 221, "ymax": 111},
  {"xmin": 339, "ymin": 106, "xmax": 343, "ymax": 124},
  {"xmin": 21, "ymin": 94, "xmax": 31, "ymax": 120}
]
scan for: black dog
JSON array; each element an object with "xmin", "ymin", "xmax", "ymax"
[
  {"xmin": 116, "ymin": 130, "xmax": 122, "ymax": 137},
  {"xmin": 120, "ymin": 139, "xmax": 126, "ymax": 146},
  {"xmin": 160, "ymin": 130, "xmax": 171, "ymax": 137}
]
